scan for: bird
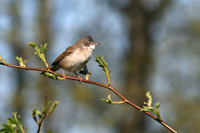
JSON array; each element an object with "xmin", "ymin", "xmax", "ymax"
[{"xmin": 42, "ymin": 36, "xmax": 100, "ymax": 82}]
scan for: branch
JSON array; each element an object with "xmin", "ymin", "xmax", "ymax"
[
  {"xmin": 36, "ymin": 92, "xmax": 48, "ymax": 133},
  {"xmin": 0, "ymin": 62, "xmax": 178, "ymax": 133},
  {"xmin": 32, "ymin": 92, "xmax": 59, "ymax": 133}
]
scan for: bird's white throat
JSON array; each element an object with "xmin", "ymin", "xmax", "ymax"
[{"xmin": 84, "ymin": 45, "xmax": 95, "ymax": 52}]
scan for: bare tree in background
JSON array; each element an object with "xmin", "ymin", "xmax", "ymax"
[
  {"xmin": 109, "ymin": 1, "xmax": 172, "ymax": 132},
  {"xmin": 7, "ymin": 0, "xmax": 26, "ymax": 118},
  {"xmin": 36, "ymin": 0, "xmax": 58, "ymax": 132}
]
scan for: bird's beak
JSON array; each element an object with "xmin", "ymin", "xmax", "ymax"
[{"xmin": 93, "ymin": 42, "xmax": 100, "ymax": 45}]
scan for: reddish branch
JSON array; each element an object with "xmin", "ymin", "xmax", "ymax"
[{"xmin": 0, "ymin": 62, "xmax": 178, "ymax": 133}]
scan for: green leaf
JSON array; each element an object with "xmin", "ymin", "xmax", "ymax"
[
  {"xmin": 0, "ymin": 56, "xmax": 6, "ymax": 64},
  {"xmin": 32, "ymin": 108, "xmax": 36, "ymax": 116},
  {"xmin": 141, "ymin": 106, "xmax": 154, "ymax": 112},
  {"xmin": 47, "ymin": 128, "xmax": 52, "ymax": 133},
  {"xmin": 40, "ymin": 43, "xmax": 48, "ymax": 53},
  {"xmin": 95, "ymin": 55, "xmax": 107, "ymax": 69},
  {"xmin": 102, "ymin": 99, "xmax": 109, "ymax": 103},
  {"xmin": 102, "ymin": 95, "xmax": 112, "ymax": 104},
  {"xmin": 141, "ymin": 108, "xmax": 152, "ymax": 112},
  {"xmin": 32, "ymin": 108, "xmax": 37, "ymax": 122},
  {"xmin": 154, "ymin": 102, "xmax": 160, "ymax": 109},
  {"xmin": 0, "ymin": 124, "xmax": 15, "ymax": 132},
  {"xmin": 16, "ymin": 56, "xmax": 26, "ymax": 67},
  {"xmin": 31, "ymin": 100, "xmax": 60, "ymax": 132},
  {"xmin": 28, "ymin": 42, "xmax": 49, "ymax": 68},
  {"xmin": 107, "ymin": 94, "xmax": 111, "ymax": 101},
  {"xmin": 41, "ymin": 104, "xmax": 46, "ymax": 114},
  {"xmin": 48, "ymin": 101, "xmax": 60, "ymax": 116},
  {"xmin": 46, "ymin": 101, "xmax": 52, "ymax": 109},
  {"xmin": 102, "ymin": 95, "xmax": 124, "ymax": 105},
  {"xmin": 155, "ymin": 110, "xmax": 162, "ymax": 121},
  {"xmin": 45, "ymin": 72, "xmax": 58, "ymax": 80},
  {"xmin": 95, "ymin": 55, "xmax": 111, "ymax": 86},
  {"xmin": 28, "ymin": 42, "xmax": 37, "ymax": 47},
  {"xmin": 144, "ymin": 91, "xmax": 152, "ymax": 107},
  {"xmin": 36, "ymin": 110, "xmax": 42, "ymax": 115},
  {"xmin": 36, "ymin": 110, "xmax": 42, "ymax": 120},
  {"xmin": 141, "ymin": 91, "xmax": 162, "ymax": 121},
  {"xmin": 0, "ymin": 112, "xmax": 27, "ymax": 133}
]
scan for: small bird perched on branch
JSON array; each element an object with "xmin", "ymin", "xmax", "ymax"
[{"xmin": 42, "ymin": 36, "xmax": 100, "ymax": 82}]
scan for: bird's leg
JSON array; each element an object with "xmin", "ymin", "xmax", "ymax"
[
  {"xmin": 62, "ymin": 69, "xmax": 67, "ymax": 83},
  {"xmin": 74, "ymin": 71, "xmax": 83, "ymax": 84}
]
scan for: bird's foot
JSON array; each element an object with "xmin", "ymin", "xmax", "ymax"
[
  {"xmin": 62, "ymin": 69, "xmax": 67, "ymax": 83},
  {"xmin": 77, "ymin": 75, "xmax": 83, "ymax": 84},
  {"xmin": 74, "ymin": 72, "xmax": 82, "ymax": 84}
]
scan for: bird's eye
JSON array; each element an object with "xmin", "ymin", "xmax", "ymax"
[{"xmin": 89, "ymin": 42, "xmax": 92, "ymax": 45}]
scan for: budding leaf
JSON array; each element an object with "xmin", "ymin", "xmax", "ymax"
[
  {"xmin": 40, "ymin": 43, "xmax": 48, "ymax": 53},
  {"xmin": 102, "ymin": 94, "xmax": 112, "ymax": 104},
  {"xmin": 16, "ymin": 56, "xmax": 26, "ymax": 67},
  {"xmin": 141, "ymin": 91, "xmax": 162, "ymax": 121},
  {"xmin": 28, "ymin": 42, "xmax": 37, "ymax": 47},
  {"xmin": 36, "ymin": 110, "xmax": 42, "ymax": 119},
  {"xmin": 154, "ymin": 102, "xmax": 160, "ymax": 109},
  {"xmin": 0, "ymin": 56, "xmax": 6, "ymax": 65},
  {"xmin": 95, "ymin": 55, "xmax": 111, "ymax": 86},
  {"xmin": 45, "ymin": 72, "xmax": 58, "ymax": 80},
  {"xmin": 141, "ymin": 106, "xmax": 154, "ymax": 112},
  {"xmin": 48, "ymin": 101, "xmax": 60, "ymax": 116},
  {"xmin": 0, "ymin": 112, "xmax": 27, "ymax": 133},
  {"xmin": 32, "ymin": 108, "xmax": 37, "ymax": 122},
  {"xmin": 145, "ymin": 91, "xmax": 152, "ymax": 107},
  {"xmin": 102, "ymin": 95, "xmax": 124, "ymax": 105},
  {"xmin": 28, "ymin": 42, "xmax": 49, "ymax": 68}
]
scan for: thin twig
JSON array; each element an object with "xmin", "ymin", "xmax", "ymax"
[
  {"xmin": 36, "ymin": 92, "xmax": 48, "ymax": 133},
  {"xmin": 0, "ymin": 62, "xmax": 178, "ymax": 133}
]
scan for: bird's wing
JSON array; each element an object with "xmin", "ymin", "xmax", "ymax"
[{"xmin": 51, "ymin": 45, "xmax": 77, "ymax": 66}]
